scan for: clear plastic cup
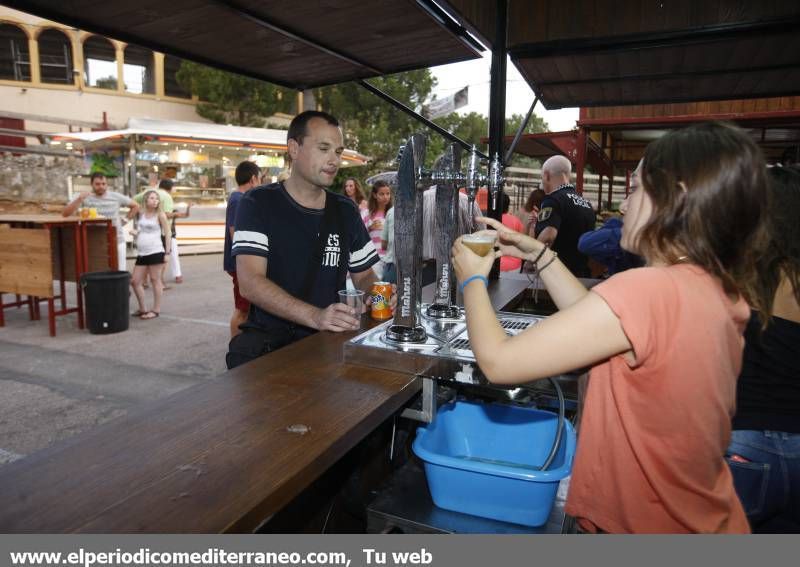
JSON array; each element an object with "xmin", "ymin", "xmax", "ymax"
[
  {"xmin": 461, "ymin": 234, "xmax": 496, "ymax": 256},
  {"xmin": 338, "ymin": 289, "xmax": 365, "ymax": 330}
]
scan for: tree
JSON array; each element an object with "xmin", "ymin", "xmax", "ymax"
[
  {"xmin": 503, "ymin": 113, "xmax": 550, "ymax": 168},
  {"xmin": 175, "ymin": 61, "xmax": 295, "ymax": 126},
  {"xmin": 316, "ymin": 69, "xmax": 439, "ymax": 179}
]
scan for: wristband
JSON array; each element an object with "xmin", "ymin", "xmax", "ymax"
[{"xmin": 459, "ymin": 274, "xmax": 488, "ymax": 293}]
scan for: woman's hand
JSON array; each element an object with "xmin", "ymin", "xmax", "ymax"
[
  {"xmin": 451, "ymin": 236, "xmax": 498, "ymax": 283},
  {"xmin": 476, "ymin": 216, "xmax": 544, "ymax": 261}
]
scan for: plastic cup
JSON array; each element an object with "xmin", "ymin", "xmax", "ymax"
[
  {"xmin": 461, "ymin": 234, "xmax": 495, "ymax": 257},
  {"xmin": 338, "ymin": 289, "xmax": 365, "ymax": 330}
]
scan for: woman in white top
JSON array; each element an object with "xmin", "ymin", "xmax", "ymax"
[{"xmin": 131, "ymin": 190, "xmax": 171, "ymax": 320}]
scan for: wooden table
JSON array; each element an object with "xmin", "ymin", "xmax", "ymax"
[
  {"xmin": 0, "ymin": 280, "xmax": 530, "ymax": 533},
  {"xmin": 0, "ymin": 214, "xmax": 117, "ymax": 335}
]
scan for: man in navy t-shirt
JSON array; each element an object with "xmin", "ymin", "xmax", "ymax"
[
  {"xmin": 534, "ymin": 155, "xmax": 596, "ymax": 278},
  {"xmin": 224, "ymin": 160, "xmax": 261, "ymax": 338},
  {"xmin": 227, "ymin": 111, "xmax": 380, "ymax": 369}
]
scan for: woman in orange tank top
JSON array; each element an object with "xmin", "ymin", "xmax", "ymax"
[{"xmin": 452, "ymin": 122, "xmax": 773, "ymax": 533}]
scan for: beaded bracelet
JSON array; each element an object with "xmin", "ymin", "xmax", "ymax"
[
  {"xmin": 530, "ymin": 245, "xmax": 548, "ymax": 268},
  {"xmin": 537, "ymin": 251, "xmax": 558, "ymax": 273},
  {"xmin": 459, "ymin": 274, "xmax": 489, "ymax": 293}
]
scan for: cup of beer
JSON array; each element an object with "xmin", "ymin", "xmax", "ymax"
[
  {"xmin": 338, "ymin": 289, "xmax": 365, "ymax": 330},
  {"xmin": 461, "ymin": 234, "xmax": 496, "ymax": 257},
  {"xmin": 88, "ymin": 207, "xmax": 98, "ymax": 219},
  {"xmin": 79, "ymin": 207, "xmax": 90, "ymax": 220}
]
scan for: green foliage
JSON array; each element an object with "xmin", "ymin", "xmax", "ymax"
[
  {"xmin": 319, "ymin": 73, "xmax": 551, "ymax": 183},
  {"xmin": 175, "ymin": 61, "xmax": 295, "ymax": 126},
  {"xmin": 90, "ymin": 153, "xmax": 120, "ymax": 177},
  {"xmin": 506, "ymin": 112, "xmax": 549, "ymax": 136},
  {"xmin": 172, "ymin": 60, "xmax": 552, "ymax": 184},
  {"xmin": 93, "ymin": 76, "xmax": 117, "ymax": 90},
  {"xmin": 316, "ymin": 70, "xmax": 438, "ymax": 178}
]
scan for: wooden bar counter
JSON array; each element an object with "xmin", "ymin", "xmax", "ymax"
[{"xmin": 0, "ymin": 279, "xmax": 530, "ymax": 533}]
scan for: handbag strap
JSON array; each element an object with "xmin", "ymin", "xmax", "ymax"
[{"xmin": 300, "ymin": 192, "xmax": 346, "ymax": 303}]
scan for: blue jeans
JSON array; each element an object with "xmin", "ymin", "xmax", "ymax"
[
  {"xmin": 726, "ymin": 430, "xmax": 800, "ymax": 533},
  {"xmin": 382, "ymin": 262, "xmax": 397, "ymax": 284}
]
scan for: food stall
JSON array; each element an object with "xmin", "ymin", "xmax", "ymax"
[{"xmin": 52, "ymin": 118, "xmax": 370, "ymax": 244}]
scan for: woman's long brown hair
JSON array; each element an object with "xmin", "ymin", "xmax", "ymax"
[
  {"xmin": 635, "ymin": 122, "xmax": 772, "ymax": 317},
  {"xmin": 368, "ymin": 180, "xmax": 393, "ymax": 216}
]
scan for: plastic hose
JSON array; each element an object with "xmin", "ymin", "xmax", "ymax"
[{"xmin": 536, "ymin": 377, "xmax": 565, "ymax": 471}]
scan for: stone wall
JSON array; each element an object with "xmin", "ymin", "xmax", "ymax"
[{"xmin": 0, "ymin": 153, "xmax": 124, "ymax": 213}]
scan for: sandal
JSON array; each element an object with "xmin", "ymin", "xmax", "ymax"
[
  {"xmin": 162, "ymin": 284, "xmax": 172, "ymax": 291},
  {"xmin": 175, "ymin": 276, "xmax": 183, "ymax": 284},
  {"xmin": 140, "ymin": 311, "xmax": 159, "ymax": 320},
  {"xmin": 131, "ymin": 310, "xmax": 147, "ymax": 317}
]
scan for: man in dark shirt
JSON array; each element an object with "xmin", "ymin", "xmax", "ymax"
[
  {"xmin": 224, "ymin": 160, "xmax": 261, "ymax": 338},
  {"xmin": 226, "ymin": 111, "xmax": 380, "ymax": 369},
  {"xmin": 534, "ymin": 155, "xmax": 596, "ymax": 277}
]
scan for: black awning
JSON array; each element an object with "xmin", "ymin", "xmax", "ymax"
[
  {"xmin": 441, "ymin": 0, "xmax": 800, "ymax": 109},
  {"xmin": 3, "ymin": 0, "xmax": 483, "ymax": 89}
]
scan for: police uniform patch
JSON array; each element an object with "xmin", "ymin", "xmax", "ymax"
[{"xmin": 538, "ymin": 207, "xmax": 552, "ymax": 221}]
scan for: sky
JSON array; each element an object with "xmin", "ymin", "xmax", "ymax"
[{"xmin": 429, "ymin": 51, "xmax": 579, "ymax": 132}]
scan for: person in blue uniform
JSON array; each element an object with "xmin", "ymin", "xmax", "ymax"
[{"xmin": 534, "ymin": 155, "xmax": 597, "ymax": 278}]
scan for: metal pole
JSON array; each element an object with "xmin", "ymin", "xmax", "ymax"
[
  {"xmin": 504, "ymin": 96, "xmax": 539, "ymax": 164},
  {"xmin": 128, "ymin": 135, "xmax": 137, "ymax": 197},
  {"xmin": 487, "ymin": 0, "xmax": 508, "ymax": 220},
  {"xmin": 487, "ymin": 0, "xmax": 508, "ymax": 280}
]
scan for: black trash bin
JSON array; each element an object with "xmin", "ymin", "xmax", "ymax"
[{"xmin": 80, "ymin": 270, "xmax": 131, "ymax": 334}]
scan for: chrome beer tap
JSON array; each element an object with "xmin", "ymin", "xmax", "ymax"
[
  {"xmin": 464, "ymin": 145, "xmax": 486, "ymax": 232},
  {"xmin": 488, "ymin": 152, "xmax": 505, "ymax": 212}
]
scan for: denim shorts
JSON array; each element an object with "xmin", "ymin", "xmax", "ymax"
[{"xmin": 726, "ymin": 429, "xmax": 800, "ymax": 533}]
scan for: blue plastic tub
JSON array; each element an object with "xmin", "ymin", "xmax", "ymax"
[{"xmin": 412, "ymin": 399, "xmax": 576, "ymax": 527}]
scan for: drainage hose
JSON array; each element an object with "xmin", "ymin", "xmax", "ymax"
[{"xmin": 536, "ymin": 377, "xmax": 565, "ymax": 471}]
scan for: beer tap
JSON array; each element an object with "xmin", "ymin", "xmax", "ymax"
[
  {"xmin": 464, "ymin": 145, "xmax": 486, "ymax": 232},
  {"xmin": 426, "ymin": 144, "xmax": 462, "ymax": 320},
  {"xmin": 386, "ymin": 133, "xmax": 428, "ymax": 344},
  {"xmin": 488, "ymin": 152, "xmax": 504, "ymax": 212}
]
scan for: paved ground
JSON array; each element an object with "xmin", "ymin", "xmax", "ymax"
[{"xmin": 0, "ymin": 250, "xmax": 231, "ymax": 467}]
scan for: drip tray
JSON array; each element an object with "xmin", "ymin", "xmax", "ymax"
[{"xmin": 344, "ymin": 305, "xmax": 544, "ymax": 386}]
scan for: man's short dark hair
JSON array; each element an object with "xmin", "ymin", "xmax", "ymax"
[
  {"xmin": 235, "ymin": 161, "xmax": 261, "ymax": 186},
  {"xmin": 89, "ymin": 172, "xmax": 106, "ymax": 183},
  {"xmin": 287, "ymin": 110, "xmax": 339, "ymax": 145},
  {"xmin": 158, "ymin": 178, "xmax": 174, "ymax": 191}
]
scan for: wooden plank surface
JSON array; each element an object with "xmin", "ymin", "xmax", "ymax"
[
  {"xmin": 0, "ymin": 329, "xmax": 421, "ymax": 533},
  {"xmin": 0, "ymin": 227, "xmax": 53, "ymax": 297},
  {"xmin": 0, "ymin": 214, "xmax": 83, "ymax": 224},
  {"xmin": 0, "ymin": 279, "xmax": 532, "ymax": 533}
]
